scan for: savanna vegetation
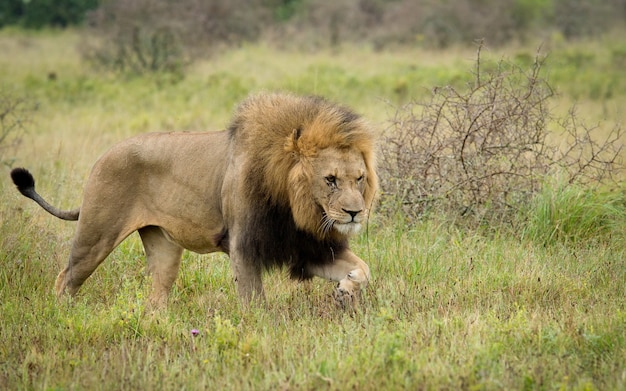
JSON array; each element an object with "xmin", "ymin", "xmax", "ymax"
[{"xmin": 1, "ymin": 1, "xmax": 625, "ymax": 389}]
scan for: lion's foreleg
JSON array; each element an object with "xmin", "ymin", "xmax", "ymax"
[
  {"xmin": 229, "ymin": 242, "xmax": 265, "ymax": 305},
  {"xmin": 307, "ymin": 249, "xmax": 370, "ymax": 307}
]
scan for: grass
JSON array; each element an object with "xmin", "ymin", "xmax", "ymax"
[
  {"xmin": 2, "ymin": 216, "xmax": 625, "ymax": 389},
  {"xmin": 521, "ymin": 180, "xmax": 626, "ymax": 245},
  {"xmin": 1, "ymin": 29, "xmax": 625, "ymax": 389}
]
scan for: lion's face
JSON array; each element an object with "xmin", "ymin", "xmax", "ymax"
[
  {"xmin": 288, "ymin": 146, "xmax": 373, "ymax": 239},
  {"xmin": 313, "ymin": 147, "xmax": 368, "ymax": 236}
]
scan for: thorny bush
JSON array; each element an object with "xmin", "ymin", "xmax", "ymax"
[
  {"xmin": 379, "ymin": 44, "xmax": 623, "ymax": 225},
  {"xmin": 0, "ymin": 89, "xmax": 36, "ymax": 167}
]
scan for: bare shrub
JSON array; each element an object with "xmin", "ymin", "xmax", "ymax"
[
  {"xmin": 379, "ymin": 43, "xmax": 623, "ymax": 225},
  {"xmin": 81, "ymin": 0, "xmax": 270, "ymax": 75},
  {"xmin": 82, "ymin": 0, "xmax": 186, "ymax": 74},
  {"xmin": 0, "ymin": 89, "xmax": 36, "ymax": 167}
]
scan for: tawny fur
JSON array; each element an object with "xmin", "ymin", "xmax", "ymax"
[{"xmin": 10, "ymin": 92, "xmax": 378, "ymax": 307}]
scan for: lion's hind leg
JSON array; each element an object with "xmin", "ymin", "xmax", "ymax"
[
  {"xmin": 138, "ymin": 226, "xmax": 184, "ymax": 308},
  {"xmin": 55, "ymin": 225, "xmax": 123, "ymax": 299}
]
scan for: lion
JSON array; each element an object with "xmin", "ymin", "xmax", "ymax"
[{"xmin": 10, "ymin": 92, "xmax": 378, "ymax": 308}]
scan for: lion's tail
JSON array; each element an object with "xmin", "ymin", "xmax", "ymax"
[{"xmin": 10, "ymin": 167, "xmax": 80, "ymax": 221}]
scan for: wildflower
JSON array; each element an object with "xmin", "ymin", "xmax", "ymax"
[{"xmin": 191, "ymin": 328, "xmax": 200, "ymax": 337}]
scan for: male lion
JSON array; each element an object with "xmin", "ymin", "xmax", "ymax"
[{"xmin": 10, "ymin": 93, "xmax": 378, "ymax": 308}]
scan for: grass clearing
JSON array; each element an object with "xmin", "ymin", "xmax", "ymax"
[{"xmin": 1, "ymin": 29, "xmax": 625, "ymax": 389}]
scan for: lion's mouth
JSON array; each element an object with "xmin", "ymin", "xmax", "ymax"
[
  {"xmin": 320, "ymin": 210, "xmax": 364, "ymax": 237},
  {"xmin": 334, "ymin": 221, "xmax": 362, "ymax": 236}
]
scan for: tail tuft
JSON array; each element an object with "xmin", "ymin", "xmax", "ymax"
[
  {"xmin": 10, "ymin": 167, "xmax": 80, "ymax": 220},
  {"xmin": 10, "ymin": 167, "xmax": 35, "ymax": 195}
]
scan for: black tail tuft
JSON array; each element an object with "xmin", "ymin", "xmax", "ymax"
[{"xmin": 10, "ymin": 167, "xmax": 35, "ymax": 195}]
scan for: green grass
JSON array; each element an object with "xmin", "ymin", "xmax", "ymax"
[
  {"xmin": 1, "ymin": 29, "xmax": 625, "ymax": 390},
  {"xmin": 2, "ymin": 215, "xmax": 625, "ymax": 389},
  {"xmin": 521, "ymin": 180, "xmax": 626, "ymax": 245}
]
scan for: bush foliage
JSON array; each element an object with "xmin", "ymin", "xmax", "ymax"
[
  {"xmin": 69, "ymin": 0, "xmax": 626, "ymax": 73},
  {"xmin": 0, "ymin": 0, "xmax": 98, "ymax": 28},
  {"xmin": 80, "ymin": 0, "xmax": 270, "ymax": 74},
  {"xmin": 4, "ymin": 1, "xmax": 626, "ymax": 48},
  {"xmin": 378, "ymin": 44, "xmax": 623, "ymax": 226}
]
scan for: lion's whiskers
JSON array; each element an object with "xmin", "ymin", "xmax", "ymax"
[{"xmin": 319, "ymin": 212, "xmax": 335, "ymax": 236}]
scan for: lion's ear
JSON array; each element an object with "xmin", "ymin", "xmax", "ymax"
[
  {"xmin": 287, "ymin": 126, "xmax": 318, "ymax": 158},
  {"xmin": 286, "ymin": 127, "xmax": 302, "ymax": 156}
]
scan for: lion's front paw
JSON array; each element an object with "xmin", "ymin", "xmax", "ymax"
[
  {"xmin": 334, "ymin": 271, "xmax": 368, "ymax": 309},
  {"xmin": 334, "ymin": 278, "xmax": 356, "ymax": 309}
]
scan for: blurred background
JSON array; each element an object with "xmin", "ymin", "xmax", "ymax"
[{"xmin": 2, "ymin": 0, "xmax": 626, "ymax": 71}]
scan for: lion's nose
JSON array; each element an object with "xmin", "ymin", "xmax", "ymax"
[{"xmin": 342, "ymin": 208, "xmax": 361, "ymax": 221}]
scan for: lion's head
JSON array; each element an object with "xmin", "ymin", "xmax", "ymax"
[
  {"xmin": 286, "ymin": 132, "xmax": 377, "ymax": 241},
  {"xmin": 230, "ymin": 93, "xmax": 378, "ymax": 242}
]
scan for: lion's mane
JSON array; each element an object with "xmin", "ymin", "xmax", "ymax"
[{"xmin": 227, "ymin": 93, "xmax": 378, "ymax": 278}]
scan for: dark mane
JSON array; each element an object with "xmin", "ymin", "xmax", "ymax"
[{"xmin": 236, "ymin": 199, "xmax": 347, "ymax": 279}]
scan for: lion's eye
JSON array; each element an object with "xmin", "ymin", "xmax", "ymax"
[
  {"xmin": 325, "ymin": 175, "xmax": 337, "ymax": 186},
  {"xmin": 356, "ymin": 175, "xmax": 364, "ymax": 183}
]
